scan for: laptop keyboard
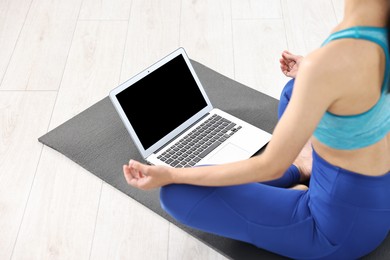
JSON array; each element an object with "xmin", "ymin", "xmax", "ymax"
[{"xmin": 157, "ymin": 114, "xmax": 242, "ymax": 168}]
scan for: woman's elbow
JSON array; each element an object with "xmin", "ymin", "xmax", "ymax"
[{"xmin": 252, "ymin": 154, "xmax": 288, "ymax": 182}]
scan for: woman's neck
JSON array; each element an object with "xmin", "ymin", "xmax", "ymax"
[{"xmin": 335, "ymin": 0, "xmax": 387, "ymax": 31}]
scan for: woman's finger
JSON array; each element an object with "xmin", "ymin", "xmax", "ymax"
[
  {"xmin": 282, "ymin": 51, "xmax": 298, "ymax": 62},
  {"xmin": 123, "ymin": 165, "xmax": 135, "ymax": 184}
]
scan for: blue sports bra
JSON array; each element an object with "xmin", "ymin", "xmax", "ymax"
[{"xmin": 313, "ymin": 26, "xmax": 390, "ymax": 150}]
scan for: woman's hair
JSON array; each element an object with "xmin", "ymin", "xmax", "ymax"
[
  {"xmin": 387, "ymin": 2, "xmax": 390, "ymax": 92},
  {"xmin": 388, "ymin": 0, "xmax": 390, "ymax": 42}
]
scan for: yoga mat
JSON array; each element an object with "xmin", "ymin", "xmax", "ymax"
[{"xmin": 38, "ymin": 60, "xmax": 389, "ymax": 259}]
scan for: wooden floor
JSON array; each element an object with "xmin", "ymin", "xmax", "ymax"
[{"xmin": 0, "ymin": 0, "xmax": 343, "ymax": 259}]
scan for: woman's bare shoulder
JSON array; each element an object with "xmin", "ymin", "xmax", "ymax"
[
  {"xmin": 298, "ymin": 39, "xmax": 377, "ymax": 92},
  {"xmin": 297, "ymin": 39, "xmax": 384, "ymax": 113},
  {"xmin": 302, "ymin": 42, "xmax": 353, "ymax": 75},
  {"xmin": 305, "ymin": 39, "xmax": 381, "ymax": 77}
]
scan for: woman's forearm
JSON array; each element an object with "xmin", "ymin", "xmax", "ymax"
[{"xmin": 170, "ymin": 154, "xmax": 284, "ymax": 187}]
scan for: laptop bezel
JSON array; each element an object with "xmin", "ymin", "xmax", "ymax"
[{"xmin": 109, "ymin": 47, "xmax": 214, "ymax": 159}]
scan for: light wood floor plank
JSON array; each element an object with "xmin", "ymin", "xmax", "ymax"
[
  {"xmin": 11, "ymin": 20, "xmax": 129, "ymax": 260},
  {"xmin": 90, "ymin": 184, "xmax": 169, "ymax": 260},
  {"xmin": 0, "ymin": 0, "xmax": 32, "ymax": 86},
  {"xmin": 332, "ymin": 0, "xmax": 344, "ymax": 23},
  {"xmin": 0, "ymin": 91, "xmax": 56, "ymax": 260},
  {"xmin": 281, "ymin": 0, "xmax": 338, "ymax": 55},
  {"xmin": 231, "ymin": 0, "xmax": 282, "ymax": 19},
  {"xmin": 180, "ymin": 0, "xmax": 234, "ymax": 79},
  {"xmin": 233, "ymin": 20, "xmax": 288, "ymax": 99},
  {"xmin": 79, "ymin": 0, "xmax": 132, "ymax": 20},
  {"xmin": 168, "ymin": 225, "xmax": 227, "ymax": 260},
  {"xmin": 49, "ymin": 21, "xmax": 128, "ymax": 130},
  {"xmin": 120, "ymin": 0, "xmax": 181, "ymax": 82},
  {"xmin": 1, "ymin": 0, "xmax": 83, "ymax": 90},
  {"xmin": 11, "ymin": 147, "xmax": 102, "ymax": 260}
]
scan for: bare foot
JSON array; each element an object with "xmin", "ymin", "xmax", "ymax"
[
  {"xmin": 290, "ymin": 184, "xmax": 309, "ymax": 191},
  {"xmin": 293, "ymin": 141, "xmax": 313, "ymax": 182}
]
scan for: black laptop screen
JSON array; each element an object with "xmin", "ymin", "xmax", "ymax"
[{"xmin": 116, "ymin": 55, "xmax": 208, "ymax": 150}]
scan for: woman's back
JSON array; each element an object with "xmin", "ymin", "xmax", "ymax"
[{"xmin": 308, "ymin": 24, "xmax": 390, "ymax": 176}]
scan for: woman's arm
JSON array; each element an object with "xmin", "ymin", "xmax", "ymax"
[{"xmin": 124, "ymin": 49, "xmax": 342, "ymax": 190}]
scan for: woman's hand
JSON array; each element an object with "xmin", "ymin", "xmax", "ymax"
[
  {"xmin": 279, "ymin": 50, "xmax": 303, "ymax": 78},
  {"xmin": 123, "ymin": 160, "xmax": 174, "ymax": 190}
]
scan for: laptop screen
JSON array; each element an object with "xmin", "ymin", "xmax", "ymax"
[{"xmin": 116, "ymin": 54, "xmax": 208, "ymax": 150}]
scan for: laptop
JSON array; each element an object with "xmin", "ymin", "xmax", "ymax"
[{"xmin": 109, "ymin": 47, "xmax": 272, "ymax": 167}]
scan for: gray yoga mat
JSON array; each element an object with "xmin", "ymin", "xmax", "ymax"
[{"xmin": 39, "ymin": 60, "xmax": 389, "ymax": 259}]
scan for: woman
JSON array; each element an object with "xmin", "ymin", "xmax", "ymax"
[{"xmin": 123, "ymin": 0, "xmax": 390, "ymax": 258}]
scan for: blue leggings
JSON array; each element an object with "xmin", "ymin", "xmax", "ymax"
[{"xmin": 160, "ymin": 79, "xmax": 390, "ymax": 259}]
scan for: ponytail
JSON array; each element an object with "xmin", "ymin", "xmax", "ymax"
[
  {"xmin": 387, "ymin": 1, "xmax": 390, "ymax": 42},
  {"xmin": 387, "ymin": 2, "xmax": 390, "ymax": 93}
]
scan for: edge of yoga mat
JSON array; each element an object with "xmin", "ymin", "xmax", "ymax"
[{"xmin": 38, "ymin": 60, "xmax": 389, "ymax": 260}]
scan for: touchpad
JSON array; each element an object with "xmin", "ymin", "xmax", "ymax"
[{"xmin": 209, "ymin": 143, "xmax": 250, "ymax": 164}]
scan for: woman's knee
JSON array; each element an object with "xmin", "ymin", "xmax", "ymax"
[
  {"xmin": 160, "ymin": 185, "xmax": 185, "ymax": 222},
  {"xmin": 278, "ymin": 78, "xmax": 295, "ymax": 119},
  {"xmin": 160, "ymin": 184, "xmax": 216, "ymax": 224}
]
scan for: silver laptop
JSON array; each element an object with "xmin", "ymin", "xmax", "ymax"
[{"xmin": 109, "ymin": 47, "xmax": 272, "ymax": 167}]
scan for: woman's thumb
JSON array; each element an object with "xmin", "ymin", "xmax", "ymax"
[{"xmin": 130, "ymin": 160, "xmax": 148, "ymax": 175}]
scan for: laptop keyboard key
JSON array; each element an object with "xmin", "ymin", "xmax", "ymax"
[{"xmin": 199, "ymin": 141, "xmax": 222, "ymax": 158}]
